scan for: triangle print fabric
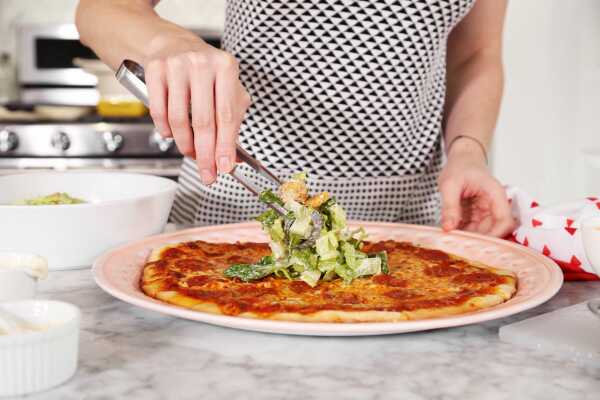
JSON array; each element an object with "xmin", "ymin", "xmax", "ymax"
[
  {"xmin": 172, "ymin": 0, "xmax": 476, "ymax": 226},
  {"xmin": 224, "ymin": 0, "xmax": 475, "ymax": 178},
  {"xmin": 507, "ymin": 187, "xmax": 600, "ymax": 281}
]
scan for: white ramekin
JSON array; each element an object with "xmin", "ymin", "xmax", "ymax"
[
  {"xmin": 0, "ymin": 253, "xmax": 48, "ymax": 302},
  {"xmin": 582, "ymin": 216, "xmax": 600, "ymax": 276},
  {"xmin": 0, "ymin": 300, "xmax": 81, "ymax": 397}
]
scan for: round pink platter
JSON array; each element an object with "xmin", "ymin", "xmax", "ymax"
[{"xmin": 92, "ymin": 221, "xmax": 563, "ymax": 336}]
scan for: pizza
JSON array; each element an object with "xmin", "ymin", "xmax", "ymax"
[{"xmin": 140, "ymin": 239, "xmax": 517, "ymax": 323}]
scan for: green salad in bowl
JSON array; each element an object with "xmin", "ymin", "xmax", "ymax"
[
  {"xmin": 225, "ymin": 172, "xmax": 388, "ymax": 287},
  {"xmin": 13, "ymin": 192, "xmax": 86, "ymax": 206}
]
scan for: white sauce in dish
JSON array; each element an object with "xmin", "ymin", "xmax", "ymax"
[
  {"xmin": 0, "ymin": 308, "xmax": 46, "ymax": 335},
  {"xmin": 0, "ymin": 253, "xmax": 48, "ymax": 279}
]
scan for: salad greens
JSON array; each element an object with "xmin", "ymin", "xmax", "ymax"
[
  {"xmin": 224, "ymin": 173, "xmax": 388, "ymax": 287},
  {"xmin": 14, "ymin": 192, "xmax": 85, "ymax": 206}
]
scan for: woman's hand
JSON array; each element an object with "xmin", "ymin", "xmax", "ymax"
[
  {"xmin": 438, "ymin": 138, "xmax": 515, "ymax": 237},
  {"xmin": 144, "ymin": 30, "xmax": 251, "ymax": 184}
]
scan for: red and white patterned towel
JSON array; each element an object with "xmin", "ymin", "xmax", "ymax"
[{"xmin": 506, "ymin": 187, "xmax": 600, "ymax": 281}]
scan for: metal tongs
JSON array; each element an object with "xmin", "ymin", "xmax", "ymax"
[{"xmin": 116, "ymin": 59, "xmax": 285, "ymax": 215}]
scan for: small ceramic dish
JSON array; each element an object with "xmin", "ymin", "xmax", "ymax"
[
  {"xmin": 0, "ymin": 300, "xmax": 80, "ymax": 396},
  {"xmin": 581, "ymin": 216, "xmax": 600, "ymax": 276},
  {"xmin": 0, "ymin": 253, "xmax": 48, "ymax": 302},
  {"xmin": 0, "ymin": 172, "xmax": 177, "ymax": 270}
]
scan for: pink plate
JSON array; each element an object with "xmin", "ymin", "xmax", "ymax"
[{"xmin": 92, "ymin": 221, "xmax": 563, "ymax": 336}]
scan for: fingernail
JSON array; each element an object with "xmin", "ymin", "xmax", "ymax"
[
  {"xmin": 200, "ymin": 169, "xmax": 215, "ymax": 184},
  {"xmin": 442, "ymin": 217, "xmax": 455, "ymax": 231},
  {"xmin": 218, "ymin": 156, "xmax": 232, "ymax": 173}
]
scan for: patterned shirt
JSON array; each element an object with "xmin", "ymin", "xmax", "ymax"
[{"xmin": 171, "ymin": 0, "xmax": 476, "ymax": 226}]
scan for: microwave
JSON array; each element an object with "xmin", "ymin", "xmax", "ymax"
[
  {"xmin": 17, "ymin": 24, "xmax": 99, "ymax": 106},
  {"xmin": 16, "ymin": 24, "xmax": 221, "ymax": 106}
]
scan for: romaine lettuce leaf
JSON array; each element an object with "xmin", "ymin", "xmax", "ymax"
[
  {"xmin": 328, "ymin": 203, "xmax": 347, "ymax": 230},
  {"xmin": 256, "ymin": 209, "xmax": 279, "ymax": 226},
  {"xmin": 289, "ymin": 248, "xmax": 318, "ymax": 271},
  {"xmin": 259, "ymin": 189, "xmax": 284, "ymax": 207},
  {"xmin": 224, "ymin": 256, "xmax": 277, "ymax": 282},
  {"xmin": 270, "ymin": 240, "xmax": 287, "ymax": 260},
  {"xmin": 289, "ymin": 204, "xmax": 313, "ymax": 238},
  {"xmin": 317, "ymin": 258, "xmax": 341, "ymax": 272},
  {"xmin": 375, "ymin": 251, "xmax": 389, "ymax": 274},
  {"xmin": 300, "ymin": 269, "xmax": 321, "ymax": 287},
  {"xmin": 341, "ymin": 241, "xmax": 366, "ymax": 269},
  {"xmin": 354, "ymin": 257, "xmax": 382, "ymax": 277},
  {"xmin": 316, "ymin": 232, "xmax": 339, "ymax": 260},
  {"xmin": 334, "ymin": 263, "xmax": 355, "ymax": 284}
]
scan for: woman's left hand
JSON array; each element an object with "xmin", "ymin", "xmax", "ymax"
[{"xmin": 438, "ymin": 139, "xmax": 515, "ymax": 238}]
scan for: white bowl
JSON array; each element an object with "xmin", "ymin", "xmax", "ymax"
[
  {"xmin": 0, "ymin": 172, "xmax": 177, "ymax": 270},
  {"xmin": 0, "ymin": 300, "xmax": 80, "ymax": 397},
  {"xmin": 582, "ymin": 216, "xmax": 600, "ymax": 276}
]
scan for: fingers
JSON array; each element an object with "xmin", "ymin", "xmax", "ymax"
[
  {"xmin": 487, "ymin": 183, "xmax": 515, "ymax": 238},
  {"xmin": 188, "ymin": 53, "xmax": 217, "ymax": 184},
  {"xmin": 439, "ymin": 177, "xmax": 464, "ymax": 231},
  {"xmin": 166, "ymin": 57, "xmax": 195, "ymax": 158},
  {"xmin": 463, "ymin": 200, "xmax": 493, "ymax": 235},
  {"xmin": 214, "ymin": 54, "xmax": 248, "ymax": 174},
  {"xmin": 146, "ymin": 60, "xmax": 171, "ymax": 138},
  {"xmin": 146, "ymin": 49, "xmax": 249, "ymax": 185},
  {"xmin": 462, "ymin": 185, "xmax": 514, "ymax": 237},
  {"xmin": 472, "ymin": 214, "xmax": 494, "ymax": 235}
]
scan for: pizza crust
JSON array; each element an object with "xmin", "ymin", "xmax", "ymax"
[
  {"xmin": 139, "ymin": 290, "xmax": 510, "ymax": 323},
  {"xmin": 148, "ymin": 244, "xmax": 177, "ymax": 262}
]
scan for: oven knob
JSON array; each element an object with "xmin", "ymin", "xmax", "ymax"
[
  {"xmin": 102, "ymin": 131, "xmax": 124, "ymax": 153},
  {"xmin": 0, "ymin": 130, "xmax": 18, "ymax": 153},
  {"xmin": 150, "ymin": 130, "xmax": 174, "ymax": 153},
  {"xmin": 51, "ymin": 131, "xmax": 71, "ymax": 151}
]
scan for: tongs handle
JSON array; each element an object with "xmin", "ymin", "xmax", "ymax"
[{"xmin": 116, "ymin": 59, "xmax": 285, "ymax": 215}]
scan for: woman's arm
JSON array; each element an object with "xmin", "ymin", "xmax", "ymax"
[
  {"xmin": 76, "ymin": 0, "xmax": 178, "ymax": 70},
  {"xmin": 76, "ymin": 0, "xmax": 250, "ymax": 184},
  {"xmin": 444, "ymin": 0, "xmax": 506, "ymax": 154},
  {"xmin": 438, "ymin": 0, "xmax": 514, "ymax": 237}
]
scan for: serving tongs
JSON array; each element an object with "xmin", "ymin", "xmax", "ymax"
[{"xmin": 116, "ymin": 59, "xmax": 286, "ymax": 215}]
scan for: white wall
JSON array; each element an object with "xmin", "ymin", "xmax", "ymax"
[{"xmin": 493, "ymin": 0, "xmax": 600, "ymax": 203}]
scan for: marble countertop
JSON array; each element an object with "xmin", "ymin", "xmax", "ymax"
[{"xmin": 15, "ymin": 271, "xmax": 600, "ymax": 400}]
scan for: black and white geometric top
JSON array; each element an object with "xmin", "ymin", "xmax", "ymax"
[{"xmin": 171, "ymin": 0, "xmax": 476, "ymax": 226}]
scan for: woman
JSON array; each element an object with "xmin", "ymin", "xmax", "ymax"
[{"xmin": 76, "ymin": 0, "xmax": 514, "ymax": 237}]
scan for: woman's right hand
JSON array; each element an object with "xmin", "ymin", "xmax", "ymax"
[{"xmin": 143, "ymin": 30, "xmax": 251, "ymax": 184}]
